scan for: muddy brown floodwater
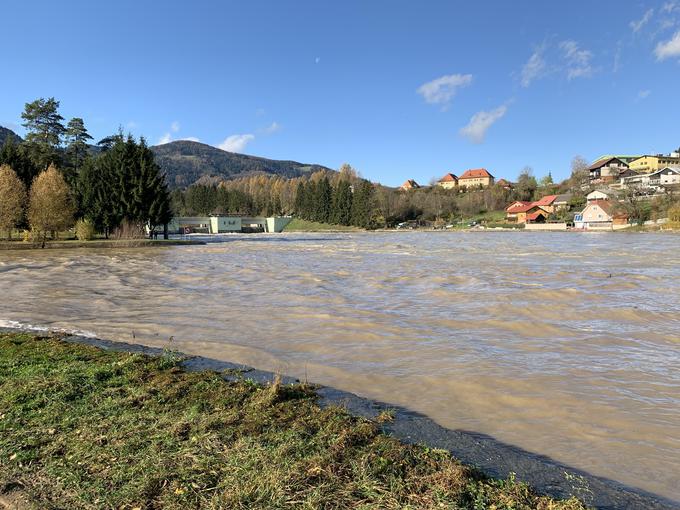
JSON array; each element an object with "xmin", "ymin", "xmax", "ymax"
[{"xmin": 1, "ymin": 231, "xmax": 679, "ymax": 501}]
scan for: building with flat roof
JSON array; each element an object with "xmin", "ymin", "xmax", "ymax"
[{"xmin": 164, "ymin": 216, "xmax": 292, "ymax": 234}]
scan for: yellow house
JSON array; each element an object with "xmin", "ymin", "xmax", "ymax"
[
  {"xmin": 458, "ymin": 168, "xmax": 494, "ymax": 188},
  {"xmin": 628, "ymin": 155, "xmax": 680, "ymax": 173},
  {"xmin": 437, "ymin": 173, "xmax": 459, "ymax": 189}
]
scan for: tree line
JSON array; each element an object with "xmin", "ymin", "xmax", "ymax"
[{"xmin": 0, "ymin": 98, "xmax": 172, "ymax": 241}]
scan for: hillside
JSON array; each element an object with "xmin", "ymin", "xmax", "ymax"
[
  {"xmin": 0, "ymin": 128, "xmax": 331, "ymax": 187},
  {"xmin": 151, "ymin": 140, "xmax": 332, "ymax": 187},
  {"xmin": 0, "ymin": 126, "xmax": 22, "ymax": 146}
]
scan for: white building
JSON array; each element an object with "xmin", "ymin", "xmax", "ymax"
[{"xmin": 620, "ymin": 167, "xmax": 680, "ymax": 190}]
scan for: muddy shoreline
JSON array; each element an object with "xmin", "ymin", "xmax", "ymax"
[{"xmin": 2, "ymin": 326, "xmax": 676, "ymax": 510}]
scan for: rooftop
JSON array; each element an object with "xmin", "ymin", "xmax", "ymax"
[{"xmin": 459, "ymin": 168, "xmax": 493, "ymax": 179}]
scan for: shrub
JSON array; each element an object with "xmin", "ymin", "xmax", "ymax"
[
  {"xmin": 75, "ymin": 219, "xmax": 96, "ymax": 241},
  {"xmin": 668, "ymin": 204, "xmax": 680, "ymax": 228}
]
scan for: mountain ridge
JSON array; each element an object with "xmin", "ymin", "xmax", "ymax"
[
  {"xmin": 0, "ymin": 127, "xmax": 333, "ymax": 187},
  {"xmin": 150, "ymin": 140, "xmax": 332, "ymax": 188}
]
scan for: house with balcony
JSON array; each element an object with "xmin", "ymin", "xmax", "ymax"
[
  {"xmin": 588, "ymin": 157, "xmax": 629, "ymax": 184},
  {"xmin": 620, "ymin": 167, "xmax": 680, "ymax": 190}
]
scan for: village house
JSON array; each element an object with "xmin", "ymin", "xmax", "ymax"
[
  {"xmin": 436, "ymin": 173, "xmax": 459, "ymax": 189},
  {"xmin": 458, "ymin": 168, "xmax": 494, "ymax": 189},
  {"xmin": 574, "ymin": 200, "xmax": 628, "ymax": 230},
  {"xmin": 505, "ymin": 201, "xmax": 551, "ymax": 223},
  {"xmin": 399, "ymin": 179, "xmax": 421, "ymax": 191},
  {"xmin": 628, "ymin": 154, "xmax": 680, "ymax": 174},
  {"xmin": 588, "ymin": 157, "xmax": 629, "ymax": 184},
  {"xmin": 531, "ymin": 195, "xmax": 558, "ymax": 213},
  {"xmin": 586, "ymin": 189, "xmax": 619, "ymax": 203},
  {"xmin": 496, "ymin": 178, "xmax": 514, "ymax": 190},
  {"xmin": 620, "ymin": 167, "xmax": 680, "ymax": 190},
  {"xmin": 553, "ymin": 193, "xmax": 573, "ymax": 211}
]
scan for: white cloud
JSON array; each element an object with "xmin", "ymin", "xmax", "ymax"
[
  {"xmin": 638, "ymin": 89, "xmax": 651, "ymax": 100},
  {"xmin": 180, "ymin": 137, "xmax": 200, "ymax": 142},
  {"xmin": 218, "ymin": 134, "xmax": 255, "ymax": 153},
  {"xmin": 655, "ymin": 30, "xmax": 680, "ymax": 60},
  {"xmin": 263, "ymin": 121, "xmax": 280, "ymax": 134},
  {"xmin": 559, "ymin": 40, "xmax": 594, "ymax": 79},
  {"xmin": 630, "ymin": 9, "xmax": 654, "ymax": 32},
  {"xmin": 417, "ymin": 74, "xmax": 472, "ymax": 108},
  {"xmin": 520, "ymin": 47, "xmax": 546, "ymax": 87},
  {"xmin": 171, "ymin": 121, "xmax": 180, "ymax": 133},
  {"xmin": 459, "ymin": 105, "xmax": 507, "ymax": 144},
  {"xmin": 158, "ymin": 133, "xmax": 172, "ymax": 145}
]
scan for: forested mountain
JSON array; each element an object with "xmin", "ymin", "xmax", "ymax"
[
  {"xmin": 0, "ymin": 126, "xmax": 22, "ymax": 146},
  {"xmin": 151, "ymin": 140, "xmax": 332, "ymax": 188},
  {"xmin": 0, "ymin": 127, "xmax": 331, "ymax": 188}
]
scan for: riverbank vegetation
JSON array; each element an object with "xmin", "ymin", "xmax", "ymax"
[
  {"xmin": 0, "ymin": 332, "xmax": 586, "ymax": 509},
  {"xmin": 0, "ymin": 98, "xmax": 172, "ymax": 243}
]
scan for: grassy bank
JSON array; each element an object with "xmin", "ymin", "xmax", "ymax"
[
  {"xmin": 0, "ymin": 332, "xmax": 585, "ymax": 509},
  {"xmin": 0, "ymin": 239, "xmax": 204, "ymax": 250},
  {"xmin": 283, "ymin": 218, "xmax": 362, "ymax": 232}
]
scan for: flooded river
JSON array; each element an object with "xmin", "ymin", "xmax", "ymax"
[{"xmin": 1, "ymin": 232, "xmax": 679, "ymax": 501}]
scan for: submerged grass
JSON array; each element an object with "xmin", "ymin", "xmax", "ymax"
[{"xmin": 0, "ymin": 333, "xmax": 586, "ymax": 509}]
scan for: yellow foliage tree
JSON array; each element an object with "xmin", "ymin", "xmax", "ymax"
[
  {"xmin": 0, "ymin": 164, "xmax": 27, "ymax": 240},
  {"xmin": 28, "ymin": 164, "xmax": 75, "ymax": 244}
]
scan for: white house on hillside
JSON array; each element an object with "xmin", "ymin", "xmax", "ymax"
[{"xmin": 620, "ymin": 167, "xmax": 680, "ymax": 190}]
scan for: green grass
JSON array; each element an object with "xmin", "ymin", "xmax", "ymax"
[
  {"xmin": 283, "ymin": 218, "xmax": 362, "ymax": 232},
  {"xmin": 0, "ymin": 333, "xmax": 586, "ymax": 509}
]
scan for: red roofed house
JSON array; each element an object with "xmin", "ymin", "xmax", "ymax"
[
  {"xmin": 458, "ymin": 168, "xmax": 495, "ymax": 189},
  {"xmin": 496, "ymin": 178, "xmax": 514, "ymax": 190},
  {"xmin": 532, "ymin": 195, "xmax": 558, "ymax": 213},
  {"xmin": 400, "ymin": 179, "xmax": 421, "ymax": 191},
  {"xmin": 575, "ymin": 200, "xmax": 628, "ymax": 230},
  {"xmin": 436, "ymin": 173, "xmax": 459, "ymax": 189},
  {"xmin": 505, "ymin": 201, "xmax": 551, "ymax": 223}
]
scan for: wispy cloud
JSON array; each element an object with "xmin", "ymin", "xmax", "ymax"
[
  {"xmin": 559, "ymin": 40, "xmax": 594, "ymax": 79},
  {"xmin": 662, "ymin": 1, "xmax": 679, "ymax": 13},
  {"xmin": 638, "ymin": 89, "xmax": 652, "ymax": 100},
  {"xmin": 630, "ymin": 8, "xmax": 654, "ymax": 33},
  {"xmin": 218, "ymin": 134, "xmax": 255, "ymax": 153},
  {"xmin": 459, "ymin": 105, "xmax": 507, "ymax": 144},
  {"xmin": 180, "ymin": 136, "xmax": 200, "ymax": 142},
  {"xmin": 171, "ymin": 121, "xmax": 180, "ymax": 133},
  {"xmin": 417, "ymin": 74, "xmax": 472, "ymax": 109},
  {"xmin": 655, "ymin": 30, "xmax": 680, "ymax": 60},
  {"xmin": 157, "ymin": 133, "xmax": 172, "ymax": 145},
  {"xmin": 520, "ymin": 47, "xmax": 546, "ymax": 87},
  {"xmin": 263, "ymin": 121, "xmax": 280, "ymax": 134}
]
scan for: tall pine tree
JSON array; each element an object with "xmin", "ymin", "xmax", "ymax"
[{"xmin": 20, "ymin": 97, "xmax": 66, "ymax": 171}]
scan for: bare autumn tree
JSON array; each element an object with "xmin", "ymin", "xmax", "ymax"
[
  {"xmin": 0, "ymin": 164, "xmax": 27, "ymax": 239},
  {"xmin": 569, "ymin": 155, "xmax": 590, "ymax": 190},
  {"xmin": 29, "ymin": 164, "xmax": 75, "ymax": 245}
]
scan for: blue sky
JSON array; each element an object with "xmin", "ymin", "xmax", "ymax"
[{"xmin": 2, "ymin": 1, "xmax": 680, "ymax": 185}]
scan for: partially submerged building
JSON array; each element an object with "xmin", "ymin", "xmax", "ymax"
[{"xmin": 164, "ymin": 216, "xmax": 292, "ymax": 234}]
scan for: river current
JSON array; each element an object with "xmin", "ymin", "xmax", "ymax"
[{"xmin": 1, "ymin": 232, "xmax": 679, "ymax": 500}]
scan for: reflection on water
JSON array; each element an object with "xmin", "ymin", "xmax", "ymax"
[{"xmin": 1, "ymin": 232, "xmax": 679, "ymax": 500}]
